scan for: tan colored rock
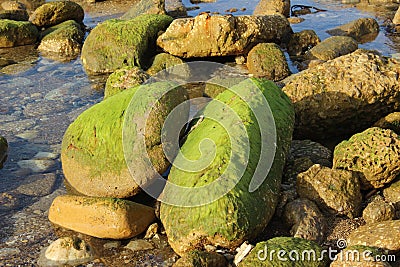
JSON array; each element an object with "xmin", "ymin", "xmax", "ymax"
[
  {"xmin": 330, "ymin": 246, "xmax": 392, "ymax": 267},
  {"xmin": 38, "ymin": 237, "xmax": 94, "ymax": 266},
  {"xmin": 327, "ymin": 18, "xmax": 379, "ymax": 43},
  {"xmin": 306, "ymin": 36, "xmax": 358, "ymax": 61},
  {"xmin": 297, "ymin": 164, "xmax": 362, "ymax": 218},
  {"xmin": 1, "ymin": 1, "xmax": 26, "ymax": 10},
  {"xmin": 393, "ymin": 6, "xmax": 400, "ymax": 25},
  {"xmin": 48, "ymin": 195, "xmax": 156, "ymax": 239},
  {"xmin": 253, "ymin": 0, "xmax": 290, "ymax": 17},
  {"xmin": 362, "ymin": 195, "xmax": 395, "ymax": 224},
  {"xmin": 374, "ymin": 112, "xmax": 400, "ymax": 134},
  {"xmin": 157, "ymin": 13, "xmax": 292, "ymax": 58},
  {"xmin": 120, "ymin": 0, "xmax": 166, "ymax": 20},
  {"xmin": 384, "ymin": 178, "xmax": 400, "ymax": 208},
  {"xmin": 29, "ymin": 1, "xmax": 84, "ymax": 27},
  {"xmin": 284, "ymin": 198, "xmax": 327, "ymax": 244},
  {"xmin": 333, "ymin": 128, "xmax": 400, "ymax": 189},
  {"xmin": 282, "ymin": 49, "xmax": 400, "ymax": 139},
  {"xmin": 347, "ymin": 220, "xmax": 400, "ymax": 253}
]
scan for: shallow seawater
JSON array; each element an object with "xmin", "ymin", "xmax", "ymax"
[{"xmin": 0, "ymin": 0, "xmax": 399, "ymax": 265}]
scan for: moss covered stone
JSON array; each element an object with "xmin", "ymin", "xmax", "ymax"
[
  {"xmin": 247, "ymin": 43, "xmax": 291, "ymax": 81},
  {"xmin": 160, "ymin": 78, "xmax": 295, "ymax": 255},
  {"xmin": 29, "ymin": 1, "xmax": 84, "ymax": 27},
  {"xmin": 333, "ymin": 127, "xmax": 400, "ymax": 189},
  {"xmin": 81, "ymin": 14, "xmax": 173, "ymax": 74},
  {"xmin": 0, "ymin": 135, "xmax": 7, "ymax": 169},
  {"xmin": 239, "ymin": 237, "xmax": 327, "ymax": 267},
  {"xmin": 146, "ymin": 53, "xmax": 186, "ymax": 76},
  {"xmin": 61, "ymin": 82, "xmax": 188, "ymax": 198},
  {"xmin": 104, "ymin": 66, "xmax": 150, "ymax": 99},
  {"xmin": 173, "ymin": 250, "xmax": 227, "ymax": 267},
  {"xmin": 0, "ymin": 19, "xmax": 38, "ymax": 47},
  {"xmin": 38, "ymin": 20, "xmax": 83, "ymax": 58}
]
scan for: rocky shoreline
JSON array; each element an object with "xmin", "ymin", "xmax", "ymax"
[{"xmin": 0, "ymin": 0, "xmax": 400, "ymax": 266}]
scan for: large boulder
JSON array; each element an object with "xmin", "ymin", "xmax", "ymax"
[
  {"xmin": 160, "ymin": 78, "xmax": 295, "ymax": 255},
  {"xmin": 326, "ymin": 18, "xmax": 379, "ymax": 43},
  {"xmin": 0, "ymin": 136, "xmax": 7, "ymax": 169},
  {"xmin": 362, "ymin": 195, "xmax": 395, "ymax": 224},
  {"xmin": 238, "ymin": 237, "xmax": 327, "ymax": 267},
  {"xmin": 246, "ymin": 43, "xmax": 291, "ymax": 81},
  {"xmin": 253, "ymin": 0, "xmax": 291, "ymax": 17},
  {"xmin": 61, "ymin": 82, "xmax": 188, "ymax": 198},
  {"xmin": 29, "ymin": 1, "xmax": 84, "ymax": 27},
  {"xmin": 297, "ymin": 164, "xmax": 362, "ymax": 218},
  {"xmin": 81, "ymin": 14, "xmax": 173, "ymax": 74},
  {"xmin": 48, "ymin": 195, "xmax": 155, "ymax": 239},
  {"xmin": 305, "ymin": 36, "xmax": 358, "ymax": 61},
  {"xmin": 38, "ymin": 20, "xmax": 84, "ymax": 58},
  {"xmin": 282, "ymin": 49, "xmax": 400, "ymax": 139},
  {"xmin": 120, "ymin": 0, "xmax": 166, "ymax": 20},
  {"xmin": 0, "ymin": 19, "xmax": 38, "ymax": 47},
  {"xmin": 157, "ymin": 13, "xmax": 292, "ymax": 58},
  {"xmin": 333, "ymin": 127, "xmax": 400, "ymax": 189}
]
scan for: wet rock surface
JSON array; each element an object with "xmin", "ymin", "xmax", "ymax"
[
  {"xmin": 0, "ymin": 19, "xmax": 38, "ymax": 47},
  {"xmin": 327, "ymin": 17, "xmax": 380, "ymax": 43},
  {"xmin": 306, "ymin": 36, "xmax": 358, "ymax": 61},
  {"xmin": 157, "ymin": 13, "xmax": 292, "ymax": 58}
]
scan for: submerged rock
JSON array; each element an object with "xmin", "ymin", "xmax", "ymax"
[
  {"xmin": 326, "ymin": 18, "xmax": 379, "ymax": 43},
  {"xmin": 160, "ymin": 78, "xmax": 294, "ymax": 255},
  {"xmin": 81, "ymin": 14, "xmax": 173, "ymax": 74},
  {"xmin": 29, "ymin": 1, "xmax": 84, "ymax": 27},
  {"xmin": 121, "ymin": 0, "xmax": 166, "ymax": 20},
  {"xmin": 282, "ymin": 49, "xmax": 400, "ymax": 139},
  {"xmin": 38, "ymin": 20, "xmax": 84, "ymax": 58},
  {"xmin": 247, "ymin": 43, "xmax": 291, "ymax": 81},
  {"xmin": 306, "ymin": 36, "xmax": 358, "ymax": 61},
  {"xmin": 38, "ymin": 237, "xmax": 94, "ymax": 267},
  {"xmin": 0, "ymin": 136, "xmax": 7, "ymax": 169},
  {"xmin": 333, "ymin": 127, "xmax": 400, "ymax": 189},
  {"xmin": 0, "ymin": 19, "xmax": 38, "ymax": 48},
  {"xmin": 157, "ymin": 13, "xmax": 292, "ymax": 58},
  {"xmin": 347, "ymin": 220, "xmax": 400, "ymax": 253},
  {"xmin": 297, "ymin": 164, "xmax": 362, "ymax": 218},
  {"xmin": 288, "ymin": 30, "xmax": 320, "ymax": 57},
  {"xmin": 104, "ymin": 66, "xmax": 150, "ymax": 99},
  {"xmin": 253, "ymin": 0, "xmax": 290, "ymax": 17},
  {"xmin": 48, "ymin": 195, "xmax": 156, "ymax": 239},
  {"xmin": 238, "ymin": 237, "xmax": 327, "ymax": 267},
  {"xmin": 61, "ymin": 82, "xmax": 188, "ymax": 198}
]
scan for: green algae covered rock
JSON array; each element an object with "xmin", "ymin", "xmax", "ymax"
[
  {"xmin": 104, "ymin": 66, "xmax": 150, "ymax": 99},
  {"xmin": 239, "ymin": 237, "xmax": 327, "ymax": 267},
  {"xmin": 333, "ymin": 127, "xmax": 400, "ymax": 189},
  {"xmin": 173, "ymin": 250, "xmax": 227, "ymax": 267},
  {"xmin": 247, "ymin": 43, "xmax": 291, "ymax": 81},
  {"xmin": 38, "ymin": 20, "xmax": 84, "ymax": 58},
  {"xmin": 146, "ymin": 53, "xmax": 186, "ymax": 76},
  {"xmin": 29, "ymin": 1, "xmax": 84, "ymax": 27},
  {"xmin": 81, "ymin": 14, "xmax": 173, "ymax": 74},
  {"xmin": 61, "ymin": 82, "xmax": 188, "ymax": 198},
  {"xmin": 0, "ymin": 19, "xmax": 38, "ymax": 47},
  {"xmin": 160, "ymin": 78, "xmax": 295, "ymax": 255},
  {"xmin": 0, "ymin": 136, "xmax": 7, "ymax": 169}
]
